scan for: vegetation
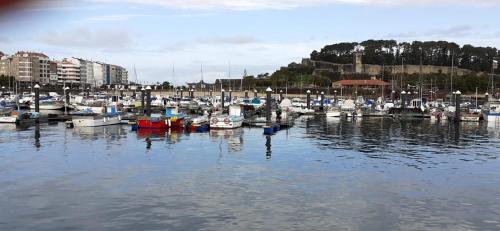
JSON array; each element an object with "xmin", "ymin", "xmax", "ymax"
[
  {"xmin": 310, "ymin": 40, "xmax": 500, "ymax": 73},
  {"xmin": 239, "ymin": 40, "xmax": 499, "ymax": 94}
]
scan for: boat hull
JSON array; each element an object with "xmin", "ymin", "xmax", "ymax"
[
  {"xmin": 137, "ymin": 119, "xmax": 167, "ymax": 129},
  {"xmin": 0, "ymin": 116, "xmax": 17, "ymax": 123},
  {"xmin": 72, "ymin": 116, "xmax": 121, "ymax": 127},
  {"xmin": 210, "ymin": 116, "xmax": 244, "ymax": 129}
]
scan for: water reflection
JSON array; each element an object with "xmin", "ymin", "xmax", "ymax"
[
  {"xmin": 300, "ymin": 117, "xmax": 500, "ymax": 168},
  {"xmin": 34, "ymin": 124, "xmax": 40, "ymax": 149},
  {"xmin": 209, "ymin": 129, "xmax": 244, "ymax": 152},
  {"xmin": 72, "ymin": 125, "xmax": 127, "ymax": 141},
  {"xmin": 265, "ymin": 135, "xmax": 272, "ymax": 159}
]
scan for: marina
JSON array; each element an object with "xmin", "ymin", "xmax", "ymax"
[{"xmin": 2, "ymin": 1, "xmax": 500, "ymax": 230}]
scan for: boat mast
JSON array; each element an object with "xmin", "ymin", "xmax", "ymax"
[{"xmin": 450, "ymin": 51, "xmax": 454, "ymax": 104}]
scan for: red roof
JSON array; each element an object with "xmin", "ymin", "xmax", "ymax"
[{"xmin": 333, "ymin": 79, "xmax": 390, "ymax": 86}]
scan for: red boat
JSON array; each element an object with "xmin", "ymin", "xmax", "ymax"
[{"xmin": 137, "ymin": 115, "xmax": 167, "ymax": 129}]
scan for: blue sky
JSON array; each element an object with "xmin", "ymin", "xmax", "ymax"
[{"xmin": 1, "ymin": 0, "xmax": 499, "ymax": 85}]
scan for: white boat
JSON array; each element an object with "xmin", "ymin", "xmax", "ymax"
[
  {"xmin": 341, "ymin": 99, "xmax": 363, "ymax": 117},
  {"xmin": 210, "ymin": 105, "xmax": 244, "ymax": 129},
  {"xmin": 30, "ymin": 100, "xmax": 65, "ymax": 110},
  {"xmin": 0, "ymin": 115, "xmax": 17, "ymax": 123},
  {"xmin": 72, "ymin": 114, "xmax": 121, "ymax": 127},
  {"xmin": 326, "ymin": 107, "xmax": 342, "ymax": 117}
]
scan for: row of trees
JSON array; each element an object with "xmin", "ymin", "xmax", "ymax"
[{"xmin": 310, "ymin": 40, "xmax": 500, "ymax": 73}]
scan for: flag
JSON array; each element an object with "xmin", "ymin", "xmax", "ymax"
[{"xmin": 494, "ymin": 60, "xmax": 498, "ymax": 70}]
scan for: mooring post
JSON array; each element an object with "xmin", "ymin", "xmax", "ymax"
[
  {"xmin": 263, "ymin": 87, "xmax": 274, "ymax": 135},
  {"xmin": 266, "ymin": 87, "xmax": 272, "ymax": 126},
  {"xmin": 455, "ymin": 90, "xmax": 461, "ymax": 123},
  {"xmin": 146, "ymin": 86, "xmax": 152, "ymax": 116},
  {"xmin": 34, "ymin": 84, "xmax": 40, "ymax": 113},
  {"xmin": 221, "ymin": 89, "xmax": 225, "ymax": 110},
  {"xmin": 279, "ymin": 90, "xmax": 283, "ymax": 103},
  {"xmin": 306, "ymin": 90, "xmax": 311, "ymax": 110},
  {"xmin": 401, "ymin": 91, "xmax": 406, "ymax": 109},
  {"xmin": 320, "ymin": 91, "xmax": 325, "ymax": 111},
  {"xmin": 140, "ymin": 87, "xmax": 145, "ymax": 114},
  {"xmin": 65, "ymin": 87, "xmax": 70, "ymax": 115}
]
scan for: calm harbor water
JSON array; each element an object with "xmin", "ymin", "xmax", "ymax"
[{"xmin": 1, "ymin": 117, "xmax": 500, "ymax": 230}]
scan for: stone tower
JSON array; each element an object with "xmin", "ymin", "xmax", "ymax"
[{"xmin": 354, "ymin": 51, "xmax": 363, "ymax": 74}]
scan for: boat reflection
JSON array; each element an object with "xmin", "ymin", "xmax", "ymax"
[
  {"xmin": 72, "ymin": 125, "xmax": 126, "ymax": 141},
  {"xmin": 209, "ymin": 128, "xmax": 244, "ymax": 152},
  {"xmin": 0, "ymin": 123, "xmax": 17, "ymax": 132},
  {"xmin": 299, "ymin": 116, "xmax": 497, "ymax": 168}
]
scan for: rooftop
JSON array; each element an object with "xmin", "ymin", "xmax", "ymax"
[{"xmin": 332, "ymin": 79, "xmax": 390, "ymax": 86}]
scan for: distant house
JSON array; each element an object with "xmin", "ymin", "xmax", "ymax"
[
  {"xmin": 332, "ymin": 79, "xmax": 389, "ymax": 89},
  {"xmin": 186, "ymin": 80, "xmax": 214, "ymax": 91}
]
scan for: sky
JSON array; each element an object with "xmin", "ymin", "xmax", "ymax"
[{"xmin": 0, "ymin": 0, "xmax": 499, "ymax": 85}]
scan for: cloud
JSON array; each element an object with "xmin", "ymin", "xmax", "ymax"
[
  {"xmin": 36, "ymin": 27, "xmax": 133, "ymax": 50},
  {"xmin": 387, "ymin": 25, "xmax": 475, "ymax": 39},
  {"xmin": 85, "ymin": 14, "xmax": 154, "ymax": 22},
  {"xmin": 90, "ymin": 0, "xmax": 500, "ymax": 10},
  {"xmin": 197, "ymin": 36, "xmax": 259, "ymax": 45}
]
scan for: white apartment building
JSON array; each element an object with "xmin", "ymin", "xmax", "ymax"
[{"xmin": 57, "ymin": 58, "xmax": 81, "ymax": 84}]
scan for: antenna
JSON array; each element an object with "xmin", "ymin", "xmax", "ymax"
[{"xmin": 172, "ymin": 62, "xmax": 175, "ymax": 87}]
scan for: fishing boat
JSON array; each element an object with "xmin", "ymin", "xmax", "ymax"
[
  {"xmin": 72, "ymin": 105, "xmax": 122, "ymax": 127},
  {"xmin": 136, "ymin": 106, "xmax": 185, "ymax": 129},
  {"xmin": 165, "ymin": 105, "xmax": 185, "ymax": 130},
  {"xmin": 137, "ymin": 114, "xmax": 167, "ymax": 129},
  {"xmin": 72, "ymin": 113, "xmax": 121, "ymax": 127},
  {"xmin": 210, "ymin": 105, "xmax": 244, "ymax": 129}
]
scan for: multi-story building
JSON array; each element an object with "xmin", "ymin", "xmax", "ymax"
[
  {"xmin": 57, "ymin": 58, "xmax": 81, "ymax": 84},
  {"xmin": 0, "ymin": 55, "xmax": 13, "ymax": 77},
  {"xmin": 48, "ymin": 61, "xmax": 58, "ymax": 85},
  {"xmin": 110, "ymin": 65, "xmax": 128, "ymax": 85},
  {"xmin": 92, "ymin": 62, "xmax": 104, "ymax": 86},
  {"xmin": 1, "ymin": 51, "xmax": 50, "ymax": 83}
]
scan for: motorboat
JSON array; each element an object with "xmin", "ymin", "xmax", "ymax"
[{"xmin": 210, "ymin": 105, "xmax": 244, "ymax": 129}]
